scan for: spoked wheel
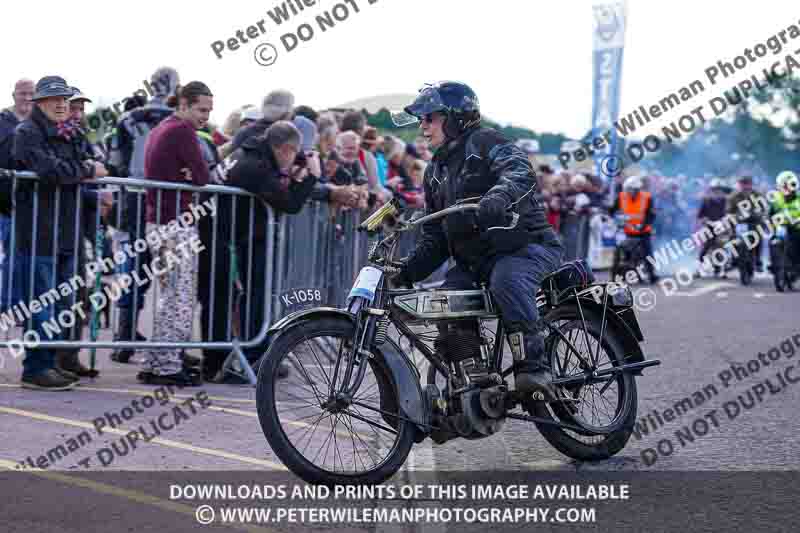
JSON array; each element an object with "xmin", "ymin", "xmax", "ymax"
[
  {"xmin": 528, "ymin": 306, "xmax": 637, "ymax": 461},
  {"xmin": 256, "ymin": 317, "xmax": 414, "ymax": 486}
]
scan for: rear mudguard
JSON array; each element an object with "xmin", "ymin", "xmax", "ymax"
[
  {"xmin": 268, "ymin": 307, "xmax": 429, "ymax": 440},
  {"xmin": 553, "ymin": 291, "xmax": 647, "ymax": 373}
]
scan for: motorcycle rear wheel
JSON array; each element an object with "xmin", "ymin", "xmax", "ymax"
[{"xmin": 530, "ymin": 306, "xmax": 637, "ymax": 461}]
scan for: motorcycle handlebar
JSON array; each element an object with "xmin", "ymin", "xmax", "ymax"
[{"xmin": 409, "ymin": 204, "xmax": 520, "ymax": 231}]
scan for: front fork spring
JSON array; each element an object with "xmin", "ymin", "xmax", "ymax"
[{"xmin": 373, "ymin": 316, "xmax": 390, "ymax": 345}]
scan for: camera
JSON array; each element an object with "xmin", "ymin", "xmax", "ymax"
[{"xmin": 294, "ymin": 150, "xmax": 307, "ymax": 168}]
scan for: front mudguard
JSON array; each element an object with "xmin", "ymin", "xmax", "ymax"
[
  {"xmin": 373, "ymin": 338, "xmax": 430, "ymax": 443},
  {"xmin": 268, "ymin": 308, "xmax": 429, "ymax": 441}
]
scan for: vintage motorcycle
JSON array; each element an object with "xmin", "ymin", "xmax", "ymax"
[
  {"xmin": 719, "ymin": 222, "xmax": 756, "ymax": 286},
  {"xmin": 609, "ymin": 214, "xmax": 656, "ymax": 284},
  {"xmin": 256, "ymin": 199, "xmax": 660, "ymax": 486}
]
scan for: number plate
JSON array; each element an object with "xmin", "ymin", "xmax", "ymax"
[
  {"xmin": 736, "ymin": 223, "xmax": 749, "ymax": 234},
  {"xmin": 347, "ymin": 267, "xmax": 383, "ymax": 303},
  {"xmin": 280, "ymin": 287, "xmax": 323, "ymax": 309}
]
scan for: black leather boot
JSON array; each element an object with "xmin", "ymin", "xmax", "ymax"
[
  {"xmin": 111, "ymin": 309, "xmax": 146, "ymax": 363},
  {"xmin": 56, "ymin": 350, "xmax": 99, "ymax": 378},
  {"xmin": 508, "ymin": 329, "xmax": 557, "ymax": 401}
]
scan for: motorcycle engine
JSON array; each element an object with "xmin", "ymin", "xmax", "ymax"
[
  {"xmin": 429, "ymin": 386, "xmax": 507, "ymax": 444},
  {"xmin": 427, "ymin": 326, "xmax": 507, "ymax": 444}
]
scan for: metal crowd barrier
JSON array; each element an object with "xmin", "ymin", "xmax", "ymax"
[
  {"xmin": 559, "ymin": 211, "xmax": 592, "ymax": 262},
  {"xmin": 0, "ymin": 171, "xmax": 388, "ymax": 384}
]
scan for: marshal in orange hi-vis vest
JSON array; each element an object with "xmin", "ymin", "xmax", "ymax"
[{"xmin": 619, "ymin": 191, "xmax": 652, "ymax": 235}]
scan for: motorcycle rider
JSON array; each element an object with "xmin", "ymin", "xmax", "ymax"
[
  {"xmin": 695, "ymin": 178, "xmax": 729, "ymax": 278},
  {"xmin": 769, "ymin": 171, "xmax": 800, "ymax": 279},
  {"xmin": 393, "ymin": 81, "xmax": 564, "ymax": 399},
  {"xmin": 608, "ymin": 175, "xmax": 658, "ymax": 283},
  {"xmin": 727, "ymin": 175, "xmax": 766, "ymax": 272}
]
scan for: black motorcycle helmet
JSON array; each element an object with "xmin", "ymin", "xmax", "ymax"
[{"xmin": 403, "ymin": 81, "xmax": 481, "ymax": 140}]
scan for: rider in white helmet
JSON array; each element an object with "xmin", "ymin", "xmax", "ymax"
[
  {"xmin": 768, "ymin": 171, "xmax": 800, "ymax": 287},
  {"xmin": 623, "ymin": 175, "xmax": 644, "ymax": 192},
  {"xmin": 609, "ymin": 175, "xmax": 658, "ymax": 283}
]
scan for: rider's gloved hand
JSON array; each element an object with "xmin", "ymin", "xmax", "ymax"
[
  {"xmin": 477, "ymin": 195, "xmax": 509, "ymax": 230},
  {"xmin": 386, "ymin": 259, "xmax": 413, "ymax": 289},
  {"xmin": 388, "ymin": 269, "xmax": 413, "ymax": 289}
]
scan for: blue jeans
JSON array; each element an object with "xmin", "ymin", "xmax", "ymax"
[
  {"xmin": 0, "ymin": 215, "xmax": 11, "ymax": 311},
  {"xmin": 441, "ymin": 242, "xmax": 565, "ymax": 361},
  {"xmin": 13, "ymin": 253, "xmax": 79, "ymax": 377}
]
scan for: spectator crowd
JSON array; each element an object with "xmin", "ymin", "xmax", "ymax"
[
  {"xmin": 0, "ymin": 67, "xmax": 438, "ymax": 391},
  {"xmin": 0, "ymin": 67, "xmax": 779, "ymax": 391}
]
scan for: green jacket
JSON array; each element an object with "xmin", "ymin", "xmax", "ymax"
[{"xmin": 726, "ymin": 190, "xmax": 765, "ymax": 224}]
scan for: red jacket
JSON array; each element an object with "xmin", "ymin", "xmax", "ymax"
[{"xmin": 145, "ymin": 116, "xmax": 211, "ymax": 224}]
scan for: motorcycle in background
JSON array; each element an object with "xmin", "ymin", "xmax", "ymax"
[
  {"xmin": 718, "ymin": 222, "xmax": 756, "ymax": 286},
  {"xmin": 770, "ymin": 225, "xmax": 797, "ymax": 292},
  {"xmin": 609, "ymin": 214, "xmax": 656, "ymax": 284}
]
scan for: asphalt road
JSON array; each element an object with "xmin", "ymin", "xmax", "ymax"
[
  {"xmin": 0, "ymin": 265, "xmax": 798, "ymax": 531},
  {"xmin": 1, "ymin": 266, "xmax": 798, "ymax": 473}
]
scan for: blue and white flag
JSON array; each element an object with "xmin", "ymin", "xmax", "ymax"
[{"xmin": 591, "ymin": 2, "xmax": 627, "ymax": 184}]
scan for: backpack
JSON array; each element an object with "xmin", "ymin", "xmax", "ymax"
[
  {"xmin": 106, "ymin": 105, "xmax": 172, "ymax": 234},
  {"xmin": 108, "ymin": 105, "xmax": 173, "ymax": 177}
]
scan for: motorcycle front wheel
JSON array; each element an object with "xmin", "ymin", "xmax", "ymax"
[{"xmin": 256, "ymin": 317, "xmax": 414, "ymax": 486}]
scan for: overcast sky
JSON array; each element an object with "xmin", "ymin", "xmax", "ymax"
[{"xmin": 2, "ymin": 0, "xmax": 796, "ymax": 139}]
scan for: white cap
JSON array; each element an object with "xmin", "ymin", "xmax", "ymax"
[
  {"xmin": 624, "ymin": 176, "xmax": 643, "ymax": 191},
  {"xmin": 241, "ymin": 107, "xmax": 263, "ymax": 122},
  {"xmin": 571, "ymin": 174, "xmax": 588, "ymax": 189},
  {"xmin": 516, "ymin": 139, "xmax": 540, "ymax": 155}
]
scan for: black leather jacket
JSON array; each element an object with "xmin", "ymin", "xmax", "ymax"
[
  {"xmin": 403, "ymin": 125, "xmax": 556, "ymax": 281},
  {"xmin": 12, "ymin": 106, "xmax": 98, "ymax": 254}
]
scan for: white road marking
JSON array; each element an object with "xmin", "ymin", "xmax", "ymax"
[
  {"xmin": 0, "ymin": 458, "xmax": 275, "ymax": 533},
  {"xmin": 522, "ymin": 458, "xmax": 572, "ymax": 470},
  {"xmin": 672, "ymin": 282, "xmax": 735, "ymax": 297},
  {"xmin": 0, "ymin": 405, "xmax": 286, "ymax": 470}
]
